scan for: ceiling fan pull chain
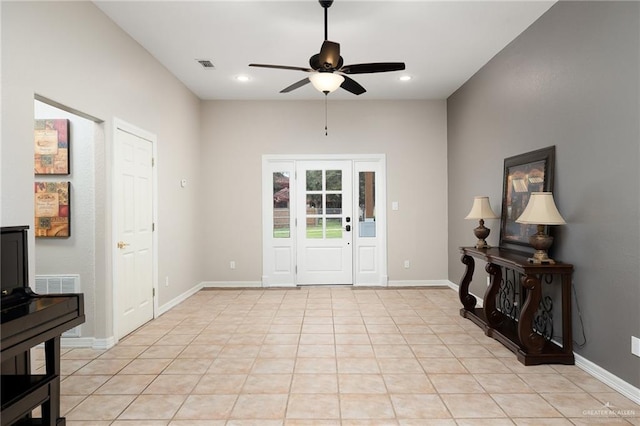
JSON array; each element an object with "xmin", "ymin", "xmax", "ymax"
[{"xmin": 325, "ymin": 94, "xmax": 329, "ymax": 136}]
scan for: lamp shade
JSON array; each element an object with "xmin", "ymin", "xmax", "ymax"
[
  {"xmin": 465, "ymin": 196, "xmax": 498, "ymax": 220},
  {"xmin": 309, "ymin": 72, "xmax": 345, "ymax": 93},
  {"xmin": 516, "ymin": 192, "xmax": 566, "ymax": 225}
]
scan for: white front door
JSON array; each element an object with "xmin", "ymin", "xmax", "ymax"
[
  {"xmin": 296, "ymin": 160, "xmax": 353, "ymax": 284},
  {"xmin": 114, "ymin": 123, "xmax": 155, "ymax": 338}
]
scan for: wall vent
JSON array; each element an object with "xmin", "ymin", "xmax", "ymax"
[{"xmin": 34, "ymin": 274, "xmax": 81, "ymax": 338}]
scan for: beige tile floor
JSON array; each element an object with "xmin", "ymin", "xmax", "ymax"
[{"xmin": 35, "ymin": 286, "xmax": 639, "ymax": 425}]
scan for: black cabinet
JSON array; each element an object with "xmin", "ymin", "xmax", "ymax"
[{"xmin": 1, "ymin": 226, "xmax": 85, "ymax": 425}]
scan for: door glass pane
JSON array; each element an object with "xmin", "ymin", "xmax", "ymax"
[
  {"xmin": 326, "ymin": 218, "xmax": 342, "ymax": 239},
  {"xmin": 307, "ymin": 217, "xmax": 323, "ymax": 239},
  {"xmin": 273, "ymin": 172, "xmax": 290, "ymax": 238},
  {"xmin": 326, "ymin": 194, "xmax": 342, "ymax": 215},
  {"xmin": 306, "ymin": 170, "xmax": 322, "ymax": 191},
  {"xmin": 359, "ymin": 171, "xmax": 376, "ymax": 237},
  {"xmin": 306, "ymin": 194, "xmax": 323, "ymax": 214},
  {"xmin": 304, "ymin": 166, "xmax": 346, "ymax": 240},
  {"xmin": 326, "ymin": 170, "xmax": 342, "ymax": 191}
]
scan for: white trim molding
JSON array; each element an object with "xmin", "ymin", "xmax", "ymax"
[
  {"xmin": 201, "ymin": 281, "xmax": 263, "ymax": 289},
  {"xmin": 575, "ymin": 353, "xmax": 640, "ymax": 405},
  {"xmin": 157, "ymin": 282, "xmax": 205, "ymax": 316},
  {"xmin": 446, "ymin": 279, "xmax": 484, "ymax": 307},
  {"xmin": 447, "ymin": 281, "xmax": 639, "ymax": 405},
  {"xmin": 388, "ymin": 279, "xmax": 452, "ymax": 288}
]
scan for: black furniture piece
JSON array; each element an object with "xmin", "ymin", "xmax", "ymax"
[
  {"xmin": 1, "ymin": 226, "xmax": 85, "ymax": 425},
  {"xmin": 458, "ymin": 246, "xmax": 574, "ymax": 365}
]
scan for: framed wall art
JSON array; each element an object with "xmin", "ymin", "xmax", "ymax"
[
  {"xmin": 499, "ymin": 146, "xmax": 555, "ymax": 250},
  {"xmin": 35, "ymin": 181, "xmax": 71, "ymax": 237},
  {"xmin": 34, "ymin": 118, "xmax": 69, "ymax": 175}
]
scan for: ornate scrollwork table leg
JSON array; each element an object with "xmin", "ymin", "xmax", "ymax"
[
  {"xmin": 518, "ymin": 274, "xmax": 546, "ymax": 353},
  {"xmin": 484, "ymin": 262, "xmax": 505, "ymax": 328},
  {"xmin": 459, "ymin": 254, "xmax": 477, "ymax": 311}
]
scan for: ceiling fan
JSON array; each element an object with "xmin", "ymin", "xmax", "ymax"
[{"xmin": 249, "ymin": 0, "xmax": 406, "ymax": 96}]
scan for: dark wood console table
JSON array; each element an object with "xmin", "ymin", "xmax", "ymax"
[{"xmin": 458, "ymin": 246, "xmax": 574, "ymax": 365}]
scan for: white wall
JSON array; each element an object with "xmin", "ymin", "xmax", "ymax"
[
  {"xmin": 2, "ymin": 1, "xmax": 202, "ymax": 343},
  {"xmin": 199, "ymin": 100, "xmax": 448, "ymax": 284}
]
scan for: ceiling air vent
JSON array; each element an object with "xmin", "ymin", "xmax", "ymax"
[{"xmin": 196, "ymin": 59, "xmax": 215, "ymax": 69}]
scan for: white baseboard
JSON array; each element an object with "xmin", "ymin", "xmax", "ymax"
[
  {"xmin": 446, "ymin": 281, "xmax": 639, "ymax": 404},
  {"xmin": 446, "ymin": 279, "xmax": 459, "ymax": 291},
  {"xmin": 575, "ymin": 352, "xmax": 640, "ymax": 405},
  {"xmin": 157, "ymin": 282, "xmax": 205, "ymax": 316},
  {"xmin": 201, "ymin": 281, "xmax": 263, "ymax": 289},
  {"xmin": 446, "ymin": 279, "xmax": 484, "ymax": 307},
  {"xmin": 387, "ymin": 279, "xmax": 451, "ymax": 287},
  {"xmin": 262, "ymin": 282, "xmax": 297, "ymax": 288}
]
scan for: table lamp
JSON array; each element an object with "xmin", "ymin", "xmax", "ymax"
[
  {"xmin": 516, "ymin": 192, "xmax": 566, "ymax": 264},
  {"xmin": 465, "ymin": 196, "xmax": 499, "ymax": 249}
]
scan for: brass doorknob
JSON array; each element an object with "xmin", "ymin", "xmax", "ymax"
[{"xmin": 117, "ymin": 241, "xmax": 130, "ymax": 249}]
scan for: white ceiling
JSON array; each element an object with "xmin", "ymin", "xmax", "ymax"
[{"xmin": 95, "ymin": 1, "xmax": 555, "ymax": 101}]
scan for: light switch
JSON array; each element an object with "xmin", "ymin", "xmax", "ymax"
[
  {"xmin": 392, "ymin": 201, "xmax": 399, "ymax": 211},
  {"xmin": 180, "ymin": 179, "xmax": 187, "ymax": 188}
]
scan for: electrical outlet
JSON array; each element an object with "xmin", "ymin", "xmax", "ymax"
[
  {"xmin": 632, "ymin": 336, "xmax": 640, "ymax": 357},
  {"xmin": 403, "ymin": 260, "xmax": 410, "ymax": 269},
  {"xmin": 165, "ymin": 276, "xmax": 169, "ymax": 287},
  {"xmin": 230, "ymin": 261, "xmax": 236, "ymax": 270}
]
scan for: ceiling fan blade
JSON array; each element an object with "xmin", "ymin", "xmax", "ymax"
[
  {"xmin": 340, "ymin": 75, "xmax": 366, "ymax": 95},
  {"xmin": 249, "ymin": 63, "xmax": 313, "ymax": 72},
  {"xmin": 318, "ymin": 41, "xmax": 341, "ymax": 69},
  {"xmin": 280, "ymin": 77, "xmax": 311, "ymax": 93},
  {"xmin": 340, "ymin": 62, "xmax": 406, "ymax": 74}
]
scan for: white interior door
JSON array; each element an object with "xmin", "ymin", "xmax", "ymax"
[
  {"xmin": 114, "ymin": 124, "xmax": 155, "ymax": 338},
  {"xmin": 296, "ymin": 160, "xmax": 353, "ymax": 284}
]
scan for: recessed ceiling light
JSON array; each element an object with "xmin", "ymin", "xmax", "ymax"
[
  {"xmin": 235, "ymin": 75, "xmax": 250, "ymax": 82},
  {"xmin": 399, "ymin": 75, "xmax": 412, "ymax": 82}
]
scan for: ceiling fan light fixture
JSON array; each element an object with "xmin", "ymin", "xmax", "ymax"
[{"xmin": 309, "ymin": 72, "xmax": 344, "ymax": 94}]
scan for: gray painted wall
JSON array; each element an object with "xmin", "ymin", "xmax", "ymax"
[{"xmin": 447, "ymin": 2, "xmax": 639, "ymax": 387}]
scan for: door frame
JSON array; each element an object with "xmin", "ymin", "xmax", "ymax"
[
  {"xmin": 112, "ymin": 117, "xmax": 158, "ymax": 341},
  {"xmin": 262, "ymin": 154, "xmax": 388, "ymax": 287}
]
